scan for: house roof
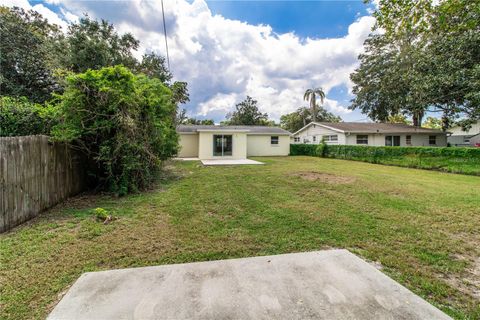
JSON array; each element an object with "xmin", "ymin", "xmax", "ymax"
[
  {"xmin": 293, "ymin": 122, "xmax": 445, "ymax": 135},
  {"xmin": 177, "ymin": 125, "xmax": 291, "ymax": 135}
]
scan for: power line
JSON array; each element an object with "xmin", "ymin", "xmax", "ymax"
[{"xmin": 161, "ymin": 0, "xmax": 170, "ymax": 70}]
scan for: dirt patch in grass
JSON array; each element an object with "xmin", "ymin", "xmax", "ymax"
[
  {"xmin": 291, "ymin": 171, "xmax": 355, "ymax": 184},
  {"xmin": 446, "ymin": 256, "xmax": 480, "ymax": 300}
]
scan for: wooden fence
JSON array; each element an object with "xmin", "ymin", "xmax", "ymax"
[{"xmin": 0, "ymin": 135, "xmax": 86, "ymax": 232}]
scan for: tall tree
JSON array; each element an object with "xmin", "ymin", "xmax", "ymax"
[
  {"xmin": 0, "ymin": 7, "xmax": 64, "ymax": 102},
  {"xmin": 225, "ymin": 96, "xmax": 269, "ymax": 125},
  {"xmin": 136, "ymin": 52, "xmax": 172, "ymax": 83},
  {"xmin": 423, "ymin": 117, "xmax": 442, "ymax": 129},
  {"xmin": 280, "ymin": 106, "xmax": 341, "ymax": 133},
  {"xmin": 351, "ymin": 0, "xmax": 480, "ymax": 129},
  {"xmin": 303, "ymin": 88, "xmax": 325, "ymax": 122},
  {"xmin": 350, "ymin": 34, "xmax": 426, "ymax": 126},
  {"xmin": 183, "ymin": 118, "xmax": 215, "ymax": 125},
  {"xmin": 387, "ymin": 114, "xmax": 411, "ymax": 125},
  {"xmin": 65, "ymin": 15, "xmax": 139, "ymax": 73}
]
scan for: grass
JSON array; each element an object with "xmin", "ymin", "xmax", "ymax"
[
  {"xmin": 338, "ymin": 154, "xmax": 480, "ymax": 175},
  {"xmin": 1, "ymin": 156, "xmax": 479, "ymax": 319}
]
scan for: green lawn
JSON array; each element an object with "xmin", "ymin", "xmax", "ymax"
[{"xmin": 1, "ymin": 156, "xmax": 479, "ymax": 319}]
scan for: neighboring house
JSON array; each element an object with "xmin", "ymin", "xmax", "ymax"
[
  {"xmin": 291, "ymin": 122, "xmax": 448, "ymax": 147},
  {"xmin": 177, "ymin": 125, "xmax": 291, "ymax": 159},
  {"xmin": 447, "ymin": 120, "xmax": 480, "ymax": 147}
]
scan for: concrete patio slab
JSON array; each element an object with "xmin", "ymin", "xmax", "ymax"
[
  {"xmin": 48, "ymin": 250, "xmax": 451, "ymax": 320},
  {"xmin": 201, "ymin": 159, "xmax": 264, "ymax": 165},
  {"xmin": 174, "ymin": 157, "xmax": 200, "ymax": 161}
]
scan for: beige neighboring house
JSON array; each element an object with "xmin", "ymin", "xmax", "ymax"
[
  {"xmin": 447, "ymin": 120, "xmax": 480, "ymax": 147},
  {"xmin": 291, "ymin": 122, "xmax": 448, "ymax": 147},
  {"xmin": 176, "ymin": 125, "xmax": 291, "ymax": 159}
]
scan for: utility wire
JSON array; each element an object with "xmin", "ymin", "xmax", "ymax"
[{"xmin": 161, "ymin": 0, "xmax": 170, "ymax": 70}]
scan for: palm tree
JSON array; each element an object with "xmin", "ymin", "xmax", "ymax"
[{"xmin": 303, "ymin": 88, "xmax": 325, "ymax": 122}]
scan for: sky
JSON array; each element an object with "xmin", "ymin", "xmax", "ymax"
[{"xmin": 2, "ymin": 0, "xmax": 379, "ymax": 123}]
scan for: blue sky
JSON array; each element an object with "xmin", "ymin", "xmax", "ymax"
[
  {"xmin": 6, "ymin": 0, "xmax": 377, "ymax": 123},
  {"xmin": 206, "ymin": 1, "xmax": 370, "ymax": 39}
]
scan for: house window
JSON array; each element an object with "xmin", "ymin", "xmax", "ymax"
[
  {"xmin": 294, "ymin": 137, "xmax": 300, "ymax": 143},
  {"xmin": 356, "ymin": 135, "xmax": 368, "ymax": 145},
  {"xmin": 463, "ymin": 136, "xmax": 470, "ymax": 143},
  {"xmin": 429, "ymin": 135, "xmax": 436, "ymax": 145},
  {"xmin": 385, "ymin": 136, "xmax": 400, "ymax": 146},
  {"xmin": 406, "ymin": 135, "xmax": 412, "ymax": 145},
  {"xmin": 271, "ymin": 136, "xmax": 279, "ymax": 145},
  {"xmin": 323, "ymin": 135, "xmax": 338, "ymax": 142},
  {"xmin": 312, "ymin": 136, "xmax": 316, "ymax": 142}
]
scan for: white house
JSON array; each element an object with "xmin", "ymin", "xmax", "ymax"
[
  {"xmin": 291, "ymin": 122, "xmax": 448, "ymax": 147},
  {"xmin": 177, "ymin": 125, "xmax": 291, "ymax": 159},
  {"xmin": 447, "ymin": 120, "xmax": 480, "ymax": 147}
]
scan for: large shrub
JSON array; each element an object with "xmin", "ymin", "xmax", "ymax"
[
  {"xmin": 0, "ymin": 96, "xmax": 57, "ymax": 137},
  {"xmin": 52, "ymin": 65, "xmax": 178, "ymax": 195},
  {"xmin": 290, "ymin": 144, "xmax": 480, "ymax": 175}
]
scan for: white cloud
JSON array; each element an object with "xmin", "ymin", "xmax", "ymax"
[
  {"xmin": 1, "ymin": 0, "xmax": 375, "ymax": 122},
  {"xmin": 1, "ymin": 0, "xmax": 77, "ymax": 30}
]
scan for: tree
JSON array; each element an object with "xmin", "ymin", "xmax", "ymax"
[
  {"xmin": 352, "ymin": 0, "xmax": 480, "ymax": 129},
  {"xmin": 350, "ymin": 34, "xmax": 427, "ymax": 127},
  {"xmin": 52, "ymin": 65, "xmax": 177, "ymax": 195},
  {"xmin": 136, "ymin": 52, "xmax": 172, "ymax": 83},
  {"xmin": 183, "ymin": 118, "xmax": 215, "ymax": 125},
  {"xmin": 280, "ymin": 105, "xmax": 341, "ymax": 133},
  {"xmin": 0, "ymin": 7, "xmax": 64, "ymax": 102},
  {"xmin": 170, "ymin": 81, "xmax": 189, "ymax": 105},
  {"xmin": 0, "ymin": 96, "xmax": 57, "ymax": 136},
  {"xmin": 387, "ymin": 114, "xmax": 411, "ymax": 125},
  {"xmin": 176, "ymin": 108, "xmax": 188, "ymax": 125},
  {"xmin": 303, "ymin": 88, "xmax": 325, "ymax": 122},
  {"xmin": 423, "ymin": 117, "xmax": 442, "ymax": 129},
  {"xmin": 65, "ymin": 15, "xmax": 139, "ymax": 73},
  {"xmin": 225, "ymin": 96, "xmax": 269, "ymax": 125}
]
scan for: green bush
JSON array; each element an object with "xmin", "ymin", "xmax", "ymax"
[
  {"xmin": 290, "ymin": 144, "xmax": 480, "ymax": 175},
  {"xmin": 323, "ymin": 145, "xmax": 480, "ymax": 158},
  {"xmin": 52, "ymin": 65, "xmax": 178, "ymax": 195},
  {"xmin": 0, "ymin": 96, "xmax": 57, "ymax": 137},
  {"xmin": 290, "ymin": 144, "xmax": 318, "ymax": 156},
  {"xmin": 291, "ymin": 144, "xmax": 480, "ymax": 158},
  {"xmin": 92, "ymin": 207, "xmax": 109, "ymax": 221}
]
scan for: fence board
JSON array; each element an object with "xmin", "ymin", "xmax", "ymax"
[{"xmin": 0, "ymin": 135, "xmax": 86, "ymax": 232}]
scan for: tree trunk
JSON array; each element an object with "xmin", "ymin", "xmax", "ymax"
[
  {"xmin": 412, "ymin": 110, "xmax": 424, "ymax": 127},
  {"xmin": 311, "ymin": 96, "xmax": 316, "ymax": 122}
]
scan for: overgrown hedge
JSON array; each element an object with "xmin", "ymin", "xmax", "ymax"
[
  {"xmin": 0, "ymin": 96, "xmax": 57, "ymax": 137},
  {"xmin": 52, "ymin": 65, "xmax": 178, "ymax": 195},
  {"xmin": 290, "ymin": 144, "xmax": 480, "ymax": 175}
]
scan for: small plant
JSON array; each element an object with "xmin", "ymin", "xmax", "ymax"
[{"xmin": 92, "ymin": 207, "xmax": 115, "ymax": 224}]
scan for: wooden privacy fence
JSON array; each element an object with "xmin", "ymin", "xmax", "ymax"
[{"xmin": 0, "ymin": 135, "xmax": 86, "ymax": 232}]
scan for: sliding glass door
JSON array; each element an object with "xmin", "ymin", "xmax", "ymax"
[
  {"xmin": 213, "ymin": 135, "xmax": 232, "ymax": 156},
  {"xmin": 385, "ymin": 135, "xmax": 400, "ymax": 146}
]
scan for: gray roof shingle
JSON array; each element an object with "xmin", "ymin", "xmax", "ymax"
[
  {"xmin": 312, "ymin": 122, "xmax": 445, "ymax": 134},
  {"xmin": 177, "ymin": 125, "xmax": 291, "ymax": 135}
]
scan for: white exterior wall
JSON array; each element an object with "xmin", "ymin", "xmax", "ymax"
[
  {"xmin": 344, "ymin": 133, "xmax": 447, "ymax": 147},
  {"xmin": 448, "ymin": 121, "xmax": 480, "ymax": 146},
  {"xmin": 292, "ymin": 124, "xmax": 346, "ymax": 145},
  {"xmin": 198, "ymin": 131, "xmax": 247, "ymax": 160},
  {"xmin": 247, "ymin": 135, "xmax": 289, "ymax": 156},
  {"xmin": 449, "ymin": 121, "xmax": 480, "ymax": 136},
  {"xmin": 291, "ymin": 124, "xmax": 448, "ymax": 147},
  {"xmin": 178, "ymin": 134, "xmax": 199, "ymax": 157}
]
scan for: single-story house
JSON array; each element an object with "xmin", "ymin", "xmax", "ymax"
[
  {"xmin": 176, "ymin": 125, "xmax": 291, "ymax": 159},
  {"xmin": 291, "ymin": 122, "xmax": 448, "ymax": 147},
  {"xmin": 447, "ymin": 120, "xmax": 480, "ymax": 147}
]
